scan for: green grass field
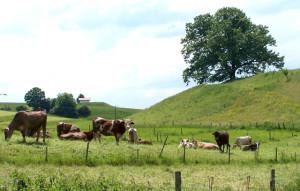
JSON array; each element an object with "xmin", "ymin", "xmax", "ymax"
[{"xmin": 1, "ymin": 112, "xmax": 300, "ymax": 190}]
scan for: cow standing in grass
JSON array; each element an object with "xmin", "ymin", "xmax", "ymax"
[
  {"xmin": 4, "ymin": 111, "xmax": 47, "ymax": 143},
  {"xmin": 212, "ymin": 131, "xmax": 230, "ymax": 152},
  {"xmin": 93, "ymin": 117, "xmax": 134, "ymax": 145}
]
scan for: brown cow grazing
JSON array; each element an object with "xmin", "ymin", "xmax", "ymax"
[
  {"xmin": 93, "ymin": 117, "xmax": 134, "ymax": 145},
  {"xmin": 59, "ymin": 130, "xmax": 94, "ymax": 142},
  {"xmin": 212, "ymin": 131, "xmax": 230, "ymax": 152},
  {"xmin": 137, "ymin": 138, "xmax": 152, "ymax": 145},
  {"xmin": 57, "ymin": 122, "xmax": 80, "ymax": 137},
  {"xmin": 4, "ymin": 111, "xmax": 47, "ymax": 143},
  {"xmin": 192, "ymin": 140, "xmax": 219, "ymax": 150}
]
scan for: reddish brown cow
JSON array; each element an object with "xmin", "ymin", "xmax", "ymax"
[
  {"xmin": 57, "ymin": 122, "xmax": 80, "ymax": 137},
  {"xmin": 59, "ymin": 130, "xmax": 94, "ymax": 142},
  {"xmin": 4, "ymin": 111, "xmax": 47, "ymax": 143},
  {"xmin": 93, "ymin": 117, "xmax": 134, "ymax": 145},
  {"xmin": 137, "ymin": 139, "xmax": 152, "ymax": 145}
]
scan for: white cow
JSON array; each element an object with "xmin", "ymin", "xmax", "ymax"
[
  {"xmin": 128, "ymin": 128, "xmax": 139, "ymax": 143},
  {"xmin": 178, "ymin": 139, "xmax": 194, "ymax": 149},
  {"xmin": 232, "ymin": 136, "xmax": 252, "ymax": 149}
]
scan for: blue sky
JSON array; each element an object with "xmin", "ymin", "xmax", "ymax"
[{"xmin": 0, "ymin": 0, "xmax": 299, "ymax": 109}]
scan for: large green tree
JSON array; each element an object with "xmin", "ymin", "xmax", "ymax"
[
  {"xmin": 181, "ymin": 7, "xmax": 284, "ymax": 85},
  {"xmin": 53, "ymin": 93, "xmax": 77, "ymax": 118},
  {"xmin": 24, "ymin": 87, "xmax": 47, "ymax": 110}
]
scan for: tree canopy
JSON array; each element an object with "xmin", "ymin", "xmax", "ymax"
[
  {"xmin": 24, "ymin": 87, "xmax": 47, "ymax": 110},
  {"xmin": 181, "ymin": 7, "xmax": 284, "ymax": 85},
  {"xmin": 53, "ymin": 93, "xmax": 77, "ymax": 118}
]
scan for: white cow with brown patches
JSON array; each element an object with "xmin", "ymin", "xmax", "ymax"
[{"xmin": 92, "ymin": 117, "xmax": 134, "ymax": 145}]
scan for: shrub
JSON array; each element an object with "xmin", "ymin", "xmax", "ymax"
[
  {"xmin": 78, "ymin": 105, "xmax": 91, "ymax": 117},
  {"xmin": 16, "ymin": 105, "xmax": 28, "ymax": 111}
]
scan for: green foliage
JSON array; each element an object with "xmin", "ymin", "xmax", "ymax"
[
  {"xmin": 181, "ymin": 7, "xmax": 284, "ymax": 84},
  {"xmin": 24, "ymin": 87, "xmax": 47, "ymax": 110},
  {"xmin": 52, "ymin": 93, "xmax": 77, "ymax": 118},
  {"xmin": 0, "ymin": 105, "xmax": 11, "ymax": 111},
  {"xmin": 77, "ymin": 93, "xmax": 85, "ymax": 103},
  {"xmin": 78, "ymin": 105, "xmax": 91, "ymax": 117},
  {"xmin": 16, "ymin": 105, "xmax": 28, "ymax": 111}
]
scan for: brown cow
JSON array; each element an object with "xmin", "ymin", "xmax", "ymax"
[
  {"xmin": 59, "ymin": 130, "xmax": 94, "ymax": 142},
  {"xmin": 57, "ymin": 122, "xmax": 80, "ymax": 137},
  {"xmin": 93, "ymin": 117, "xmax": 134, "ymax": 145},
  {"xmin": 212, "ymin": 131, "xmax": 230, "ymax": 152},
  {"xmin": 4, "ymin": 111, "xmax": 47, "ymax": 143},
  {"xmin": 137, "ymin": 139, "xmax": 152, "ymax": 145},
  {"xmin": 192, "ymin": 140, "xmax": 219, "ymax": 150}
]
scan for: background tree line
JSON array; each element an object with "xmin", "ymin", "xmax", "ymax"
[{"xmin": 24, "ymin": 87, "xmax": 90, "ymax": 118}]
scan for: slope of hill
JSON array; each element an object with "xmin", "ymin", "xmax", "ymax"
[
  {"xmin": 77, "ymin": 102, "xmax": 141, "ymax": 120},
  {"xmin": 132, "ymin": 69, "xmax": 300, "ymax": 126}
]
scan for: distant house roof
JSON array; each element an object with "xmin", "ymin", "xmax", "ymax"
[{"xmin": 78, "ymin": 98, "xmax": 91, "ymax": 103}]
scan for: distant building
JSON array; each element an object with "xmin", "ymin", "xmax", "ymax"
[{"xmin": 78, "ymin": 98, "xmax": 91, "ymax": 103}]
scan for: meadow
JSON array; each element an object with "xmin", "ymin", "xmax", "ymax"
[{"xmin": 1, "ymin": 111, "xmax": 300, "ymax": 190}]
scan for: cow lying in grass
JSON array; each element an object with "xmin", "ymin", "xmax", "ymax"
[
  {"xmin": 59, "ymin": 130, "xmax": 94, "ymax": 142},
  {"xmin": 178, "ymin": 139, "xmax": 194, "ymax": 148},
  {"xmin": 57, "ymin": 122, "xmax": 80, "ymax": 137},
  {"xmin": 243, "ymin": 142, "xmax": 260, "ymax": 151},
  {"xmin": 232, "ymin": 136, "xmax": 252, "ymax": 149},
  {"xmin": 192, "ymin": 140, "xmax": 219, "ymax": 150},
  {"xmin": 137, "ymin": 139, "xmax": 152, "ymax": 145}
]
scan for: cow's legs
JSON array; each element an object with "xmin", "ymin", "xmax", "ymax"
[
  {"xmin": 115, "ymin": 137, "xmax": 119, "ymax": 146},
  {"xmin": 22, "ymin": 130, "xmax": 27, "ymax": 143}
]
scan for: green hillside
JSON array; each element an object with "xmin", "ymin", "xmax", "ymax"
[
  {"xmin": 76, "ymin": 102, "xmax": 140, "ymax": 120},
  {"xmin": 132, "ymin": 69, "xmax": 300, "ymax": 126}
]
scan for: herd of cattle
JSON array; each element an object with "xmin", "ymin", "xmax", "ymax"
[
  {"xmin": 179, "ymin": 132, "xmax": 260, "ymax": 151},
  {"xmin": 2, "ymin": 111, "xmax": 260, "ymax": 151}
]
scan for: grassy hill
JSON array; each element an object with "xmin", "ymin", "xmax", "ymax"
[
  {"xmin": 76, "ymin": 102, "xmax": 140, "ymax": 120},
  {"xmin": 132, "ymin": 69, "xmax": 300, "ymax": 126}
]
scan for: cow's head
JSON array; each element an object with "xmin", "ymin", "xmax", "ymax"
[
  {"xmin": 4, "ymin": 127, "xmax": 10, "ymax": 140},
  {"xmin": 212, "ymin": 131, "xmax": 220, "ymax": 140},
  {"xmin": 180, "ymin": 139, "xmax": 189, "ymax": 146},
  {"xmin": 124, "ymin": 119, "xmax": 134, "ymax": 129},
  {"xmin": 232, "ymin": 144, "xmax": 238, "ymax": 149}
]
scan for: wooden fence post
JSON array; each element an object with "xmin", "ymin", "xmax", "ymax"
[
  {"xmin": 277, "ymin": 122, "xmax": 280, "ymax": 129},
  {"xmin": 283, "ymin": 122, "xmax": 286, "ymax": 129},
  {"xmin": 175, "ymin": 171, "xmax": 181, "ymax": 191},
  {"xmin": 160, "ymin": 131, "xmax": 162, "ymax": 143},
  {"xmin": 270, "ymin": 169, "xmax": 275, "ymax": 191},
  {"xmin": 85, "ymin": 142, "xmax": 90, "ymax": 163},
  {"xmin": 228, "ymin": 146, "xmax": 231, "ymax": 163},
  {"xmin": 17, "ymin": 180, "xmax": 26, "ymax": 191},
  {"xmin": 246, "ymin": 175, "xmax": 250, "ymax": 191},
  {"xmin": 183, "ymin": 146, "xmax": 186, "ymax": 163},
  {"xmin": 275, "ymin": 147, "xmax": 278, "ymax": 162},
  {"xmin": 159, "ymin": 135, "xmax": 168, "ymax": 158},
  {"xmin": 208, "ymin": 177, "xmax": 214, "ymax": 191},
  {"xmin": 45, "ymin": 146, "xmax": 48, "ymax": 162}
]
